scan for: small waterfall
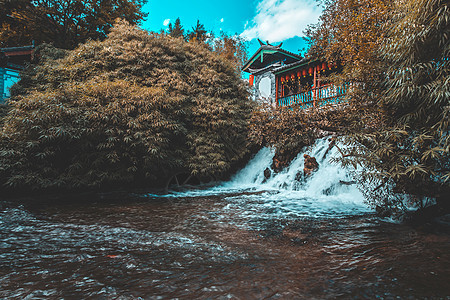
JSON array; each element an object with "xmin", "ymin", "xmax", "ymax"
[
  {"xmin": 222, "ymin": 147, "xmax": 275, "ymax": 189},
  {"xmin": 226, "ymin": 137, "xmax": 358, "ymax": 194},
  {"xmin": 157, "ymin": 137, "xmax": 372, "ymax": 217},
  {"xmin": 220, "ymin": 137, "xmax": 370, "ymax": 217}
]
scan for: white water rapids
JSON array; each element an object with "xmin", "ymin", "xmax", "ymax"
[{"xmin": 153, "ymin": 137, "xmax": 373, "ymax": 218}]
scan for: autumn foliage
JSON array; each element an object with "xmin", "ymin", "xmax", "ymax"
[
  {"xmin": 340, "ymin": 0, "xmax": 450, "ymax": 207},
  {"xmin": 308, "ymin": 0, "xmax": 449, "ymax": 214},
  {"xmin": 0, "ymin": 0, "xmax": 146, "ymax": 49},
  {"xmin": 249, "ymin": 103, "xmax": 358, "ymax": 171},
  {"xmin": 0, "ymin": 21, "xmax": 254, "ymax": 192}
]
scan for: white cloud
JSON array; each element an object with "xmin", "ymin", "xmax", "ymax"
[
  {"xmin": 241, "ymin": 0, "xmax": 322, "ymax": 42},
  {"xmin": 220, "ymin": 18, "xmax": 224, "ymax": 23},
  {"xmin": 163, "ymin": 19, "xmax": 170, "ymax": 27}
]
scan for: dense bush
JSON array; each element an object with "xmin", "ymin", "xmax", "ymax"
[
  {"xmin": 0, "ymin": 104, "xmax": 9, "ymax": 126},
  {"xmin": 0, "ymin": 21, "xmax": 254, "ymax": 192},
  {"xmin": 249, "ymin": 103, "xmax": 355, "ymax": 171}
]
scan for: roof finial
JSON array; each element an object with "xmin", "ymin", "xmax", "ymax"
[{"xmin": 257, "ymin": 39, "xmax": 283, "ymax": 48}]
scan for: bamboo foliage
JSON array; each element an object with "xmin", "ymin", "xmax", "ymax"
[
  {"xmin": 0, "ymin": 20, "xmax": 253, "ymax": 191},
  {"xmin": 288, "ymin": 0, "xmax": 450, "ymax": 214},
  {"xmin": 314, "ymin": 0, "xmax": 450, "ymax": 210}
]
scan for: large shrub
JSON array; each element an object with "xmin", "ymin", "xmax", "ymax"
[{"xmin": 0, "ymin": 21, "xmax": 254, "ymax": 192}]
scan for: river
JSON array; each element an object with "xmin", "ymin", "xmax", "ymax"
[{"xmin": 1, "ymin": 139, "xmax": 449, "ymax": 299}]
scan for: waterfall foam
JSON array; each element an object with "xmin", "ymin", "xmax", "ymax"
[{"xmin": 153, "ymin": 137, "xmax": 372, "ymax": 218}]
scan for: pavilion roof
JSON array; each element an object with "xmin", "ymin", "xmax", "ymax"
[
  {"xmin": 0, "ymin": 45, "xmax": 34, "ymax": 70},
  {"xmin": 242, "ymin": 44, "xmax": 302, "ymax": 73},
  {"xmin": 0, "ymin": 45, "xmax": 34, "ymax": 53},
  {"xmin": 273, "ymin": 58, "xmax": 319, "ymax": 74}
]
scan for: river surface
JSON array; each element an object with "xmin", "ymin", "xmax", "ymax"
[{"xmin": 1, "ymin": 139, "xmax": 449, "ymax": 299}]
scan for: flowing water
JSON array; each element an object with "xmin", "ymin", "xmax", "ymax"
[{"xmin": 1, "ymin": 138, "xmax": 449, "ymax": 299}]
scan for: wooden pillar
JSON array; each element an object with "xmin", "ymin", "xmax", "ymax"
[
  {"xmin": 313, "ymin": 66, "xmax": 317, "ymax": 107},
  {"xmin": 275, "ymin": 76, "xmax": 279, "ymax": 106},
  {"xmin": 317, "ymin": 69, "xmax": 320, "ymax": 103}
]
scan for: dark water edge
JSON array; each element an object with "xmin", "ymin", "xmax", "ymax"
[{"xmin": 1, "ymin": 193, "xmax": 449, "ymax": 299}]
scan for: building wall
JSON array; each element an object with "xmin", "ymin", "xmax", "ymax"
[
  {"xmin": 0, "ymin": 68, "xmax": 20, "ymax": 103},
  {"xmin": 0, "ymin": 68, "xmax": 4, "ymax": 103},
  {"xmin": 253, "ymin": 71, "xmax": 276, "ymax": 105}
]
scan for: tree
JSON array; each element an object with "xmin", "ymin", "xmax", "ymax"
[
  {"xmin": 341, "ymin": 0, "xmax": 449, "ymax": 211},
  {"xmin": 187, "ymin": 20, "xmax": 209, "ymax": 44},
  {"xmin": 0, "ymin": 21, "xmax": 254, "ymax": 193},
  {"xmin": 305, "ymin": 0, "xmax": 390, "ymax": 130},
  {"xmin": 167, "ymin": 17, "xmax": 185, "ymax": 40},
  {"xmin": 212, "ymin": 32, "xmax": 248, "ymax": 72},
  {"xmin": 307, "ymin": 0, "xmax": 449, "ymax": 216},
  {"xmin": 0, "ymin": 0, "xmax": 147, "ymax": 49}
]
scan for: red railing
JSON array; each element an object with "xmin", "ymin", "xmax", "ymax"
[{"xmin": 277, "ymin": 84, "xmax": 348, "ymax": 108}]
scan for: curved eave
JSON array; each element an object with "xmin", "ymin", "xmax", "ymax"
[
  {"xmin": 273, "ymin": 58, "xmax": 319, "ymax": 75},
  {"xmin": 242, "ymin": 46, "xmax": 302, "ymax": 73}
]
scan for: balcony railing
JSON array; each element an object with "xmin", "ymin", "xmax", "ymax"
[{"xmin": 277, "ymin": 84, "xmax": 348, "ymax": 108}]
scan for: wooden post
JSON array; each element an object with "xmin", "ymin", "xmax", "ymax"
[
  {"xmin": 275, "ymin": 76, "xmax": 279, "ymax": 106},
  {"xmin": 313, "ymin": 66, "xmax": 317, "ymax": 107},
  {"xmin": 317, "ymin": 70, "xmax": 320, "ymax": 104}
]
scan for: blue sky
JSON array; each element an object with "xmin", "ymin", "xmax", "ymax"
[{"xmin": 141, "ymin": 0, "xmax": 322, "ymax": 59}]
